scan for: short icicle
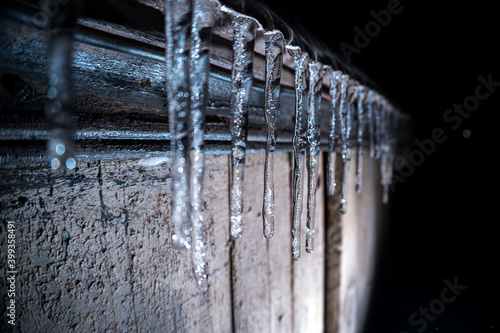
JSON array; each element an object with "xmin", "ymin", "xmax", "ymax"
[
  {"xmin": 189, "ymin": 0, "xmax": 216, "ymax": 292},
  {"xmin": 166, "ymin": 0, "xmax": 192, "ymax": 249},
  {"xmin": 262, "ymin": 30, "xmax": 284, "ymax": 239},
  {"xmin": 305, "ymin": 61, "xmax": 323, "ymax": 253},
  {"xmin": 286, "ymin": 45, "xmax": 309, "ymax": 261},
  {"xmin": 381, "ymin": 103, "xmax": 395, "ymax": 204},
  {"xmin": 374, "ymin": 93, "xmax": 383, "ymax": 160},
  {"xmin": 355, "ymin": 84, "xmax": 365, "ymax": 193},
  {"xmin": 366, "ymin": 90, "xmax": 375, "ymax": 159},
  {"xmin": 229, "ymin": 14, "xmax": 258, "ymax": 239},
  {"xmin": 327, "ymin": 70, "xmax": 342, "ymax": 196}
]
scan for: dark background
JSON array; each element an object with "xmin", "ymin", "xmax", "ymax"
[{"xmin": 266, "ymin": 0, "xmax": 499, "ymax": 332}]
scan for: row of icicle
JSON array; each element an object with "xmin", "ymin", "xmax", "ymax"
[
  {"xmin": 164, "ymin": 0, "xmax": 401, "ymax": 291},
  {"xmin": 45, "ymin": 0, "xmax": 401, "ymax": 292}
]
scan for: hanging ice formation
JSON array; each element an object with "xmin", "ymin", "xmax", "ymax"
[
  {"xmin": 287, "ymin": 45, "xmax": 309, "ymax": 261},
  {"xmin": 166, "ymin": 0, "xmax": 192, "ymax": 249},
  {"xmin": 165, "ymin": 0, "xmax": 216, "ymax": 291},
  {"xmin": 380, "ymin": 103, "xmax": 395, "ymax": 204},
  {"xmin": 355, "ymin": 84, "xmax": 365, "ymax": 193},
  {"xmin": 327, "ymin": 69, "xmax": 342, "ymax": 196},
  {"xmin": 305, "ymin": 61, "xmax": 323, "ymax": 253},
  {"xmin": 262, "ymin": 30, "xmax": 285, "ymax": 239},
  {"xmin": 161, "ymin": 2, "xmax": 406, "ymax": 267},
  {"xmin": 374, "ymin": 93, "xmax": 383, "ymax": 160},
  {"xmin": 227, "ymin": 10, "xmax": 259, "ymax": 239},
  {"xmin": 39, "ymin": 0, "xmax": 408, "ymax": 285},
  {"xmin": 366, "ymin": 89, "xmax": 376, "ymax": 159},
  {"xmin": 189, "ymin": 0, "xmax": 217, "ymax": 292},
  {"xmin": 338, "ymin": 74, "xmax": 351, "ymax": 214}
]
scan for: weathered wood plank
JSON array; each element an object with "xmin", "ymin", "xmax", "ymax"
[
  {"xmin": 338, "ymin": 150, "xmax": 383, "ymax": 333},
  {"xmin": 231, "ymin": 152, "xmax": 293, "ymax": 333},
  {"xmin": 202, "ymin": 156, "xmax": 234, "ymax": 333},
  {"xmin": 292, "ymin": 153, "xmax": 325, "ymax": 333},
  {"xmin": 325, "ymin": 152, "xmax": 344, "ymax": 333},
  {"xmin": 267, "ymin": 153, "xmax": 294, "ymax": 333}
]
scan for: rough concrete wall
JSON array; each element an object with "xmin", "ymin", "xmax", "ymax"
[
  {"xmin": 0, "ymin": 156, "xmax": 232, "ymax": 332},
  {"xmin": 0, "ymin": 152, "xmax": 328, "ymax": 333}
]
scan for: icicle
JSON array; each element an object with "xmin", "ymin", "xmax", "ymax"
[
  {"xmin": 286, "ymin": 45, "xmax": 309, "ymax": 261},
  {"xmin": 366, "ymin": 90, "xmax": 375, "ymax": 159},
  {"xmin": 355, "ymin": 84, "xmax": 365, "ymax": 193},
  {"xmin": 381, "ymin": 103, "xmax": 395, "ymax": 204},
  {"xmin": 378, "ymin": 97, "xmax": 390, "ymax": 203},
  {"xmin": 166, "ymin": 0, "xmax": 192, "ymax": 249},
  {"xmin": 262, "ymin": 30, "xmax": 284, "ymax": 239},
  {"xmin": 327, "ymin": 70, "xmax": 341, "ymax": 196},
  {"xmin": 46, "ymin": 1, "xmax": 79, "ymax": 171},
  {"xmin": 374, "ymin": 93, "xmax": 383, "ymax": 160},
  {"xmin": 386, "ymin": 107, "xmax": 398, "ymax": 201},
  {"xmin": 189, "ymin": 0, "xmax": 216, "ymax": 292},
  {"xmin": 229, "ymin": 15, "xmax": 258, "ymax": 239},
  {"xmin": 305, "ymin": 61, "xmax": 323, "ymax": 253},
  {"xmin": 347, "ymin": 81, "xmax": 357, "ymax": 151},
  {"xmin": 338, "ymin": 74, "xmax": 350, "ymax": 214}
]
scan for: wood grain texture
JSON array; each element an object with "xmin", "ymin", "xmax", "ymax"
[
  {"xmin": 231, "ymin": 152, "xmax": 293, "ymax": 333},
  {"xmin": 338, "ymin": 150, "xmax": 383, "ymax": 333},
  {"xmin": 325, "ymin": 152, "xmax": 344, "ymax": 333},
  {"xmin": 292, "ymin": 154, "xmax": 325, "ymax": 333}
]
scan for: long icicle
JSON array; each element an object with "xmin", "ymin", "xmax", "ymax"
[
  {"xmin": 166, "ymin": 0, "xmax": 192, "ymax": 249},
  {"xmin": 189, "ymin": 0, "xmax": 216, "ymax": 292},
  {"xmin": 343, "ymin": 81, "xmax": 357, "ymax": 211},
  {"xmin": 338, "ymin": 74, "xmax": 350, "ymax": 214},
  {"xmin": 327, "ymin": 70, "xmax": 341, "ymax": 196},
  {"xmin": 305, "ymin": 61, "xmax": 323, "ymax": 253},
  {"xmin": 286, "ymin": 45, "xmax": 309, "ymax": 261},
  {"xmin": 229, "ymin": 14, "xmax": 257, "ymax": 239},
  {"xmin": 386, "ymin": 106, "xmax": 398, "ymax": 202},
  {"xmin": 374, "ymin": 93, "xmax": 383, "ymax": 160},
  {"xmin": 366, "ymin": 90, "xmax": 375, "ymax": 159},
  {"xmin": 262, "ymin": 30, "xmax": 284, "ymax": 239},
  {"xmin": 379, "ymin": 97, "xmax": 389, "ymax": 202},
  {"xmin": 381, "ymin": 103, "xmax": 394, "ymax": 203},
  {"xmin": 355, "ymin": 84, "xmax": 365, "ymax": 193}
]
